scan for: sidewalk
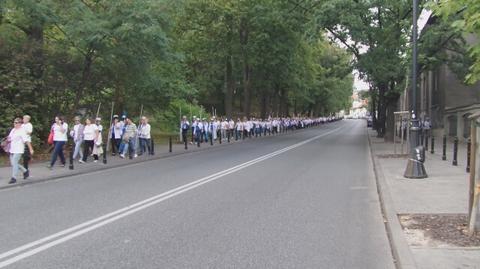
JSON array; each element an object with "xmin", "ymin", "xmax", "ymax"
[
  {"xmin": 0, "ymin": 127, "xmax": 318, "ymax": 190},
  {"xmin": 368, "ymin": 128, "xmax": 480, "ymax": 269}
]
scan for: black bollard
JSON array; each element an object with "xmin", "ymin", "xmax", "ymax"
[
  {"xmin": 169, "ymin": 136, "xmax": 172, "ymax": 153},
  {"xmin": 197, "ymin": 136, "xmax": 200, "ymax": 147},
  {"xmin": 425, "ymin": 134, "xmax": 429, "ymax": 151},
  {"xmin": 452, "ymin": 137, "xmax": 458, "ymax": 166},
  {"xmin": 69, "ymin": 149, "xmax": 74, "ymax": 170},
  {"xmin": 227, "ymin": 132, "xmax": 230, "ymax": 143},
  {"xmin": 431, "ymin": 136, "xmax": 435, "ymax": 154},
  {"xmin": 442, "ymin": 135, "xmax": 447, "ymax": 161},
  {"xmin": 184, "ymin": 135, "xmax": 188, "ymax": 150},
  {"xmin": 210, "ymin": 133, "xmax": 213, "ymax": 145},
  {"xmin": 151, "ymin": 138, "xmax": 155, "ymax": 155},
  {"xmin": 103, "ymin": 144, "xmax": 107, "ymax": 164},
  {"xmin": 219, "ymin": 133, "xmax": 222, "ymax": 144},
  {"xmin": 467, "ymin": 138, "xmax": 471, "ymax": 173}
]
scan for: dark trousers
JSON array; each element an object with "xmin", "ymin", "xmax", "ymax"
[
  {"xmin": 111, "ymin": 138, "xmax": 121, "ymax": 155},
  {"xmin": 139, "ymin": 138, "xmax": 152, "ymax": 155},
  {"xmin": 182, "ymin": 132, "xmax": 188, "ymax": 149},
  {"xmin": 23, "ymin": 145, "xmax": 31, "ymax": 171},
  {"xmin": 50, "ymin": 141, "xmax": 66, "ymax": 166},
  {"xmin": 82, "ymin": 140, "xmax": 94, "ymax": 162}
]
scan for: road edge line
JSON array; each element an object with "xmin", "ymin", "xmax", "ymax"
[{"xmin": 367, "ymin": 128, "xmax": 418, "ymax": 269}]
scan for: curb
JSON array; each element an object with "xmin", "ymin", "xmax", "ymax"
[
  {"xmin": 1, "ymin": 124, "xmax": 334, "ymax": 191},
  {"xmin": 367, "ymin": 129, "xmax": 418, "ymax": 269}
]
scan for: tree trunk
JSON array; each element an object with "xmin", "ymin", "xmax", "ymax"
[
  {"xmin": 385, "ymin": 98, "xmax": 396, "ymax": 142},
  {"xmin": 240, "ymin": 18, "xmax": 251, "ymax": 118},
  {"xmin": 73, "ymin": 51, "xmax": 94, "ymax": 113},
  {"xmin": 224, "ymin": 56, "xmax": 234, "ymax": 119},
  {"xmin": 370, "ymin": 87, "xmax": 377, "ymax": 130},
  {"xmin": 376, "ymin": 84, "xmax": 387, "ymax": 138},
  {"xmin": 385, "ymin": 82, "xmax": 400, "ymax": 142},
  {"xmin": 279, "ymin": 87, "xmax": 288, "ymax": 117}
]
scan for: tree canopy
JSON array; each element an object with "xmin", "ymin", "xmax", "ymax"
[{"xmin": 0, "ymin": 0, "xmax": 354, "ymax": 142}]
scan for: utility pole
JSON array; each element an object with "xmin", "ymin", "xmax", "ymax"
[{"xmin": 404, "ymin": 0, "xmax": 428, "ymax": 178}]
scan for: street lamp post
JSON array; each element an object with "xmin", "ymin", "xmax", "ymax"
[{"xmin": 404, "ymin": 0, "xmax": 428, "ymax": 178}]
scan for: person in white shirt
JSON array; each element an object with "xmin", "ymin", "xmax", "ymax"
[
  {"xmin": 220, "ymin": 118, "xmax": 228, "ymax": 139},
  {"xmin": 48, "ymin": 116, "xmax": 68, "ymax": 169},
  {"xmin": 8, "ymin": 118, "xmax": 34, "ymax": 184},
  {"xmin": 70, "ymin": 116, "xmax": 84, "ymax": 161},
  {"xmin": 92, "ymin": 117, "xmax": 103, "ymax": 162},
  {"xmin": 191, "ymin": 116, "xmax": 197, "ymax": 144},
  {"xmin": 202, "ymin": 118, "xmax": 210, "ymax": 143},
  {"xmin": 110, "ymin": 115, "xmax": 123, "ymax": 156},
  {"xmin": 197, "ymin": 119, "xmax": 204, "ymax": 144},
  {"xmin": 138, "ymin": 116, "xmax": 152, "ymax": 155},
  {"xmin": 21, "ymin": 115, "xmax": 33, "ymax": 175},
  {"xmin": 211, "ymin": 117, "xmax": 218, "ymax": 141},
  {"xmin": 235, "ymin": 118, "xmax": 243, "ymax": 140},
  {"xmin": 228, "ymin": 119, "xmax": 235, "ymax": 139},
  {"xmin": 81, "ymin": 118, "xmax": 99, "ymax": 163},
  {"xmin": 245, "ymin": 119, "xmax": 252, "ymax": 138}
]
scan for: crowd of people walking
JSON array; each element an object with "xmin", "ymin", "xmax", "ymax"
[
  {"xmin": 179, "ymin": 115, "xmax": 337, "ymax": 148},
  {"xmin": 2, "ymin": 113, "xmax": 339, "ymax": 184}
]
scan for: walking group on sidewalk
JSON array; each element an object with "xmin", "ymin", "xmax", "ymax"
[
  {"xmin": 1, "ymin": 113, "xmax": 339, "ymax": 185},
  {"xmin": 1, "ymin": 113, "xmax": 155, "ymax": 184},
  {"xmin": 179, "ymin": 115, "xmax": 334, "ymax": 149}
]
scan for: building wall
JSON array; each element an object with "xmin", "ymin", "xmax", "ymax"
[{"xmin": 420, "ymin": 63, "xmax": 480, "ymax": 141}]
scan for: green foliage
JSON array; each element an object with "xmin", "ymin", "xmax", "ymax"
[
  {"xmin": 158, "ymin": 99, "xmax": 208, "ymax": 133},
  {"xmin": 0, "ymin": 0, "xmax": 355, "ymax": 147},
  {"xmin": 433, "ymin": 0, "xmax": 480, "ymax": 84}
]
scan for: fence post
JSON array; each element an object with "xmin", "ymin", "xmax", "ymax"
[
  {"xmin": 467, "ymin": 138, "xmax": 471, "ymax": 173},
  {"xmin": 103, "ymin": 144, "xmax": 107, "ymax": 164},
  {"xmin": 425, "ymin": 133, "xmax": 429, "ymax": 151},
  {"xmin": 453, "ymin": 137, "xmax": 458, "ymax": 166},
  {"xmin": 69, "ymin": 147, "xmax": 74, "ymax": 170},
  {"xmin": 442, "ymin": 135, "xmax": 447, "ymax": 161},
  {"xmin": 169, "ymin": 136, "xmax": 172, "ymax": 153},
  {"xmin": 431, "ymin": 136, "xmax": 435, "ymax": 154},
  {"xmin": 467, "ymin": 112, "xmax": 480, "ymax": 235}
]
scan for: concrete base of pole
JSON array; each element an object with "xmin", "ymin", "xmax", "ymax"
[
  {"xmin": 404, "ymin": 158, "xmax": 428, "ymax": 178},
  {"xmin": 404, "ymin": 123, "xmax": 428, "ymax": 178}
]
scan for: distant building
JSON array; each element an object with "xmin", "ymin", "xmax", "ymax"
[{"xmin": 349, "ymin": 91, "xmax": 368, "ymax": 118}]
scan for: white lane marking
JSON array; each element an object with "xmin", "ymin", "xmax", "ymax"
[{"xmin": 0, "ymin": 126, "xmax": 341, "ymax": 268}]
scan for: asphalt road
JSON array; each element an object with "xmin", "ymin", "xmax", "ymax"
[{"xmin": 0, "ymin": 120, "xmax": 395, "ymax": 269}]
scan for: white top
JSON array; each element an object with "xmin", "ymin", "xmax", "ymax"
[
  {"xmin": 70, "ymin": 124, "xmax": 84, "ymax": 142},
  {"xmin": 236, "ymin": 122, "xmax": 243, "ymax": 131},
  {"xmin": 113, "ymin": 121, "xmax": 124, "ymax": 139},
  {"xmin": 52, "ymin": 123, "xmax": 68, "ymax": 141},
  {"xmin": 139, "ymin": 123, "xmax": 151, "ymax": 139},
  {"xmin": 221, "ymin": 121, "xmax": 227, "ymax": 130},
  {"xmin": 21, "ymin": 123, "xmax": 33, "ymax": 143},
  {"xmin": 83, "ymin": 124, "xmax": 98, "ymax": 141},
  {"xmin": 8, "ymin": 128, "xmax": 29, "ymax": 154}
]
